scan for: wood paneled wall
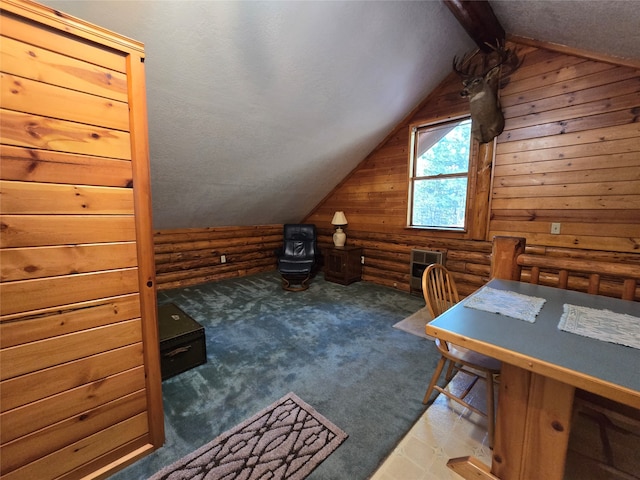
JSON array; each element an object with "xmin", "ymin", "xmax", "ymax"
[
  {"xmin": 491, "ymin": 46, "xmax": 640, "ymax": 252},
  {"xmin": 0, "ymin": 1, "xmax": 163, "ymax": 478},
  {"xmin": 154, "ymin": 225, "xmax": 282, "ymax": 290},
  {"xmin": 309, "ymin": 76, "xmax": 473, "ymax": 234},
  {"xmin": 304, "ymin": 41, "xmax": 640, "ymax": 296}
]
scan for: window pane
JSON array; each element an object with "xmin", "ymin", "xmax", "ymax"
[
  {"xmin": 415, "ymin": 119, "xmax": 471, "ymax": 177},
  {"xmin": 412, "ymin": 177, "xmax": 468, "ymax": 228}
]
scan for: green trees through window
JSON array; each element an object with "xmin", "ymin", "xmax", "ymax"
[{"xmin": 409, "ymin": 118, "xmax": 471, "ymax": 229}]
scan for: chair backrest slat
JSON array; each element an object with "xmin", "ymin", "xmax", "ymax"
[{"xmin": 422, "ymin": 264, "xmax": 460, "ymax": 319}]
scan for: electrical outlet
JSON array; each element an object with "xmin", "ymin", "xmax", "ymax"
[
  {"xmin": 361, "ymin": 255, "xmax": 365, "ymax": 264},
  {"xmin": 550, "ymin": 223, "xmax": 561, "ymax": 235},
  {"xmin": 220, "ymin": 255, "xmax": 226, "ymax": 263}
]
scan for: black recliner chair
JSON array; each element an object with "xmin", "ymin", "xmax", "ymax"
[{"xmin": 276, "ymin": 224, "xmax": 318, "ymax": 291}]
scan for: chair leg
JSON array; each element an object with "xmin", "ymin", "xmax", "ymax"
[
  {"xmin": 459, "ymin": 375, "xmax": 480, "ymax": 400},
  {"xmin": 445, "ymin": 361, "xmax": 457, "ymax": 382},
  {"xmin": 423, "ymin": 356, "xmax": 448, "ymax": 404},
  {"xmin": 486, "ymin": 372, "xmax": 495, "ymax": 449}
]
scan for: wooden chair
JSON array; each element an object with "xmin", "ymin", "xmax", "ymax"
[{"xmin": 422, "ymin": 263, "xmax": 501, "ymax": 448}]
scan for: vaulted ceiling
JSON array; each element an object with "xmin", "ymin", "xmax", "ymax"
[{"xmin": 42, "ymin": 1, "xmax": 639, "ymax": 230}]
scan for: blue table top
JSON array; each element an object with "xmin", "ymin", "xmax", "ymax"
[{"xmin": 426, "ymin": 279, "xmax": 640, "ymax": 400}]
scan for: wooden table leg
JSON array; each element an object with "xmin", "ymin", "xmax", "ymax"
[{"xmin": 491, "ymin": 363, "xmax": 575, "ymax": 480}]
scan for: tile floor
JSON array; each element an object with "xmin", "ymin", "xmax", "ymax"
[
  {"xmin": 370, "ymin": 372, "xmax": 640, "ymax": 480},
  {"xmin": 370, "ymin": 371, "xmax": 492, "ymax": 480}
]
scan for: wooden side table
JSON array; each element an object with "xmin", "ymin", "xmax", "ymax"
[{"xmin": 324, "ymin": 245, "xmax": 363, "ymax": 285}]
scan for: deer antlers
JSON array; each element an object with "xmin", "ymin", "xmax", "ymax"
[
  {"xmin": 451, "ymin": 41, "xmax": 523, "ymax": 143},
  {"xmin": 453, "ymin": 41, "xmax": 520, "ymax": 80}
]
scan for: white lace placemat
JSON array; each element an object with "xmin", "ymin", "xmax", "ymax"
[
  {"xmin": 463, "ymin": 286, "xmax": 546, "ymax": 323},
  {"xmin": 558, "ymin": 304, "xmax": 640, "ymax": 350}
]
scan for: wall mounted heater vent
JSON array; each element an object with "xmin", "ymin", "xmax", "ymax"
[{"xmin": 410, "ymin": 249, "xmax": 446, "ymax": 296}]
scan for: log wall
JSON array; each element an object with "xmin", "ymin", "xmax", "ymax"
[
  {"xmin": 317, "ymin": 229, "xmax": 493, "ymax": 297},
  {"xmin": 154, "ymin": 225, "xmax": 282, "ymax": 290}
]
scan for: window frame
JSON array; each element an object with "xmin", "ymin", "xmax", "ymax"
[{"xmin": 407, "ymin": 115, "xmax": 477, "ymax": 233}]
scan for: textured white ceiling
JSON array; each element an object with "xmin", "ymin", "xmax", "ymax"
[
  {"xmin": 40, "ymin": 1, "xmax": 639, "ymax": 230},
  {"xmin": 492, "ymin": 0, "xmax": 640, "ymax": 61}
]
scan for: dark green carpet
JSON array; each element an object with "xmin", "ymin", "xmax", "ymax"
[{"xmin": 110, "ymin": 271, "xmax": 439, "ymax": 479}]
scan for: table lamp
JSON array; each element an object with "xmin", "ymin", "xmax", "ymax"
[{"xmin": 331, "ymin": 211, "xmax": 348, "ymax": 247}]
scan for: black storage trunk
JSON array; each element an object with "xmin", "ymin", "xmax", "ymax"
[{"xmin": 157, "ymin": 303, "xmax": 206, "ymax": 380}]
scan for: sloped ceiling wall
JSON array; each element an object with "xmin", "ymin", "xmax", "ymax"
[
  {"xmin": 42, "ymin": 0, "xmax": 474, "ymax": 229},
  {"xmin": 40, "ymin": 1, "xmax": 639, "ymax": 230}
]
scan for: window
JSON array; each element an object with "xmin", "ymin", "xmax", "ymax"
[{"xmin": 408, "ymin": 117, "xmax": 472, "ymax": 230}]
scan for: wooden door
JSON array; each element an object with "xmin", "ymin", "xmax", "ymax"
[{"xmin": 0, "ymin": 0, "xmax": 164, "ymax": 478}]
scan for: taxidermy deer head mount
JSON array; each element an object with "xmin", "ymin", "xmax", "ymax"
[{"xmin": 453, "ymin": 42, "xmax": 521, "ymax": 143}]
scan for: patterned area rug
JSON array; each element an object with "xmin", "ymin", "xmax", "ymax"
[{"xmin": 148, "ymin": 392, "xmax": 348, "ymax": 480}]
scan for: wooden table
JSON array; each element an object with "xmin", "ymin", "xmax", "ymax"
[{"xmin": 426, "ymin": 279, "xmax": 640, "ymax": 480}]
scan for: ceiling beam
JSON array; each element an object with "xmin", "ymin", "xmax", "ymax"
[{"xmin": 444, "ymin": 0, "xmax": 505, "ymax": 52}]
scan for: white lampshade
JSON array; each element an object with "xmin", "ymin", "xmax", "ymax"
[
  {"xmin": 331, "ymin": 211, "xmax": 348, "ymax": 246},
  {"xmin": 331, "ymin": 211, "xmax": 348, "ymax": 226}
]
